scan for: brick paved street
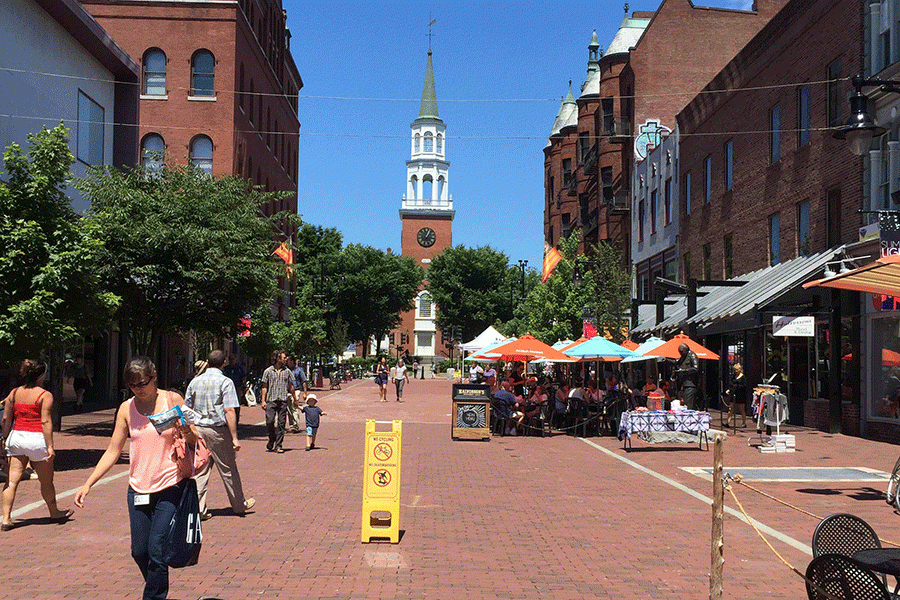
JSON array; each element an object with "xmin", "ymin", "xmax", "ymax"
[{"xmin": 2, "ymin": 376, "xmax": 898, "ymax": 599}]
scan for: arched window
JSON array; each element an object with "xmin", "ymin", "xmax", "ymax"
[
  {"xmin": 437, "ymin": 176, "xmax": 445, "ymax": 201},
  {"xmin": 142, "ymin": 49, "xmax": 166, "ymax": 96},
  {"xmin": 191, "ymin": 50, "xmax": 215, "ymax": 96},
  {"xmin": 436, "ymin": 133, "xmax": 443, "ymax": 153},
  {"xmin": 140, "ymin": 133, "xmax": 165, "ymax": 172},
  {"xmin": 189, "ymin": 135, "xmax": 213, "ymax": 174},
  {"xmin": 414, "ymin": 134, "xmax": 420, "ymax": 152},
  {"xmin": 423, "ymin": 175, "xmax": 433, "ymax": 201},
  {"xmin": 424, "ymin": 132, "xmax": 433, "ymax": 152},
  {"xmin": 417, "ymin": 292, "xmax": 433, "ymax": 319},
  {"xmin": 410, "ymin": 176, "xmax": 418, "ymax": 199}
]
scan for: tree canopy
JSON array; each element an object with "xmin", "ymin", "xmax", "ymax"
[
  {"xmin": 77, "ymin": 163, "xmax": 296, "ymax": 356},
  {"xmin": 0, "ymin": 125, "xmax": 118, "ymax": 360},
  {"xmin": 425, "ymin": 245, "xmax": 516, "ymax": 342}
]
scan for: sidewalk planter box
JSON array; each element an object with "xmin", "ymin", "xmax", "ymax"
[{"xmin": 451, "ymin": 383, "xmax": 492, "ymax": 441}]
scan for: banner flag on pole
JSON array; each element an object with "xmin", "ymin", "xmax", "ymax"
[
  {"xmin": 238, "ymin": 314, "xmax": 251, "ymax": 337},
  {"xmin": 541, "ymin": 246, "xmax": 563, "ymax": 283},
  {"xmin": 273, "ymin": 242, "xmax": 293, "ymax": 277}
]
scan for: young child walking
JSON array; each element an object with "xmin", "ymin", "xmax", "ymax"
[{"xmin": 301, "ymin": 394, "xmax": 326, "ymax": 451}]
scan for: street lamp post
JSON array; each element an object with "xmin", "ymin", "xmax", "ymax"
[
  {"xmin": 517, "ymin": 259, "xmax": 528, "ymax": 300},
  {"xmin": 833, "ymin": 74, "xmax": 895, "ymax": 155}
]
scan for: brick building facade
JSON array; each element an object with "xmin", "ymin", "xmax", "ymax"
[{"xmin": 82, "ymin": 0, "xmax": 302, "ymax": 323}]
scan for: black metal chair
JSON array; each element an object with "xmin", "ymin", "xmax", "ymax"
[
  {"xmin": 812, "ymin": 513, "xmax": 882, "ymax": 558},
  {"xmin": 805, "ymin": 553, "xmax": 891, "ymax": 600}
]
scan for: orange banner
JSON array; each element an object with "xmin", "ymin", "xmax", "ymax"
[{"xmin": 541, "ymin": 247, "xmax": 562, "ymax": 283}]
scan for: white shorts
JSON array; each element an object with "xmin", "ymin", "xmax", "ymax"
[{"xmin": 5, "ymin": 430, "xmax": 50, "ymax": 462}]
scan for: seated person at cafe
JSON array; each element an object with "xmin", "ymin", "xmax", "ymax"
[
  {"xmin": 469, "ymin": 362, "xmax": 484, "ymax": 384},
  {"xmin": 493, "ymin": 381, "xmax": 520, "ymax": 435},
  {"xmin": 517, "ymin": 382, "xmax": 547, "ymax": 433},
  {"xmin": 658, "ymin": 379, "xmax": 673, "ymax": 400},
  {"xmin": 584, "ymin": 379, "xmax": 600, "ymax": 405},
  {"xmin": 642, "ymin": 377, "xmax": 658, "ymax": 395},
  {"xmin": 483, "ymin": 364, "xmax": 498, "ymax": 390},
  {"xmin": 553, "ymin": 380, "xmax": 570, "ymax": 427},
  {"xmin": 508, "ymin": 362, "xmax": 526, "ymax": 398}
]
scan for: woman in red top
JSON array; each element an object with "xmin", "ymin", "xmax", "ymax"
[{"xmin": 1, "ymin": 359, "xmax": 73, "ymax": 530}]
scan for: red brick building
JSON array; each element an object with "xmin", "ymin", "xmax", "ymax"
[
  {"xmin": 544, "ymin": 0, "xmax": 789, "ymax": 263},
  {"xmin": 82, "ymin": 0, "xmax": 302, "ymax": 322}
]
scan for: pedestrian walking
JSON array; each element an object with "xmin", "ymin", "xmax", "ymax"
[
  {"xmin": 300, "ymin": 394, "xmax": 326, "ymax": 451},
  {"xmin": 394, "ymin": 357, "xmax": 409, "ymax": 402},
  {"xmin": 376, "ymin": 357, "xmax": 389, "ymax": 402},
  {"xmin": 222, "ymin": 354, "xmax": 246, "ymax": 425},
  {"xmin": 260, "ymin": 351, "xmax": 294, "ymax": 453},
  {"xmin": 75, "ymin": 356, "xmax": 198, "ymax": 600},
  {"xmin": 286, "ymin": 355, "xmax": 307, "ymax": 433},
  {"xmin": 184, "ymin": 350, "xmax": 255, "ymax": 521},
  {"xmin": 1, "ymin": 359, "xmax": 73, "ymax": 530},
  {"xmin": 72, "ymin": 354, "xmax": 92, "ymax": 412}
]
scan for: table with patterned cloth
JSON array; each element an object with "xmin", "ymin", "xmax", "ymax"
[{"xmin": 618, "ymin": 410, "xmax": 711, "ymax": 450}]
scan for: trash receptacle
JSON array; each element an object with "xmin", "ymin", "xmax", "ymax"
[{"xmin": 451, "ymin": 383, "xmax": 492, "ymax": 441}]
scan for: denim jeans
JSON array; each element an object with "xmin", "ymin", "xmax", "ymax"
[
  {"xmin": 265, "ymin": 399, "xmax": 288, "ymax": 450},
  {"xmin": 127, "ymin": 479, "xmax": 186, "ymax": 600}
]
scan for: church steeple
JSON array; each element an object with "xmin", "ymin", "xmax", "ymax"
[{"xmin": 416, "ymin": 50, "xmax": 441, "ymax": 122}]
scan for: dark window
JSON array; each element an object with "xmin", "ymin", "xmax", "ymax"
[
  {"xmin": 664, "ymin": 178, "xmax": 672, "ymax": 225},
  {"xmin": 798, "ymin": 85, "xmax": 811, "ymax": 147},
  {"xmin": 770, "ymin": 105, "xmax": 781, "ymax": 163},
  {"xmin": 238, "ymin": 63, "xmax": 245, "ymax": 110},
  {"xmin": 601, "ymin": 166, "xmax": 614, "ymax": 204},
  {"xmin": 579, "ymin": 132, "xmax": 589, "ymax": 163},
  {"xmin": 769, "ymin": 213, "xmax": 781, "ymax": 266},
  {"xmin": 827, "ymin": 61, "xmax": 842, "ymax": 128},
  {"xmin": 650, "ymin": 190, "xmax": 657, "ymax": 234},
  {"xmin": 724, "ymin": 140, "xmax": 733, "ymax": 191},
  {"xmin": 684, "ymin": 172, "xmax": 691, "ymax": 216},
  {"xmin": 724, "ymin": 234, "xmax": 733, "ymax": 279},
  {"xmin": 142, "ymin": 49, "xmax": 166, "ymax": 96},
  {"xmin": 140, "ymin": 133, "xmax": 164, "ymax": 173},
  {"xmin": 190, "ymin": 50, "xmax": 215, "ymax": 96},
  {"xmin": 248, "ymin": 79, "xmax": 255, "ymax": 125},
  {"xmin": 638, "ymin": 200, "xmax": 645, "ymax": 242},
  {"xmin": 797, "ymin": 200, "xmax": 811, "ymax": 256},
  {"xmin": 704, "ymin": 156, "xmax": 712, "ymax": 204},
  {"xmin": 562, "ymin": 212, "xmax": 572, "ymax": 238},
  {"xmin": 562, "ymin": 158, "xmax": 573, "ymax": 188},
  {"xmin": 683, "ymin": 251, "xmax": 691, "ymax": 283},
  {"xmin": 602, "ymin": 97, "xmax": 615, "ymax": 134},
  {"xmin": 548, "ymin": 226, "xmax": 554, "ymax": 247}
]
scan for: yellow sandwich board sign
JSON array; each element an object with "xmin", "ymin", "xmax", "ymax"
[{"xmin": 361, "ymin": 419, "xmax": 402, "ymax": 543}]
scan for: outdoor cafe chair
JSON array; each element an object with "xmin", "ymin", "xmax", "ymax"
[
  {"xmin": 805, "ymin": 553, "xmax": 891, "ymax": 600},
  {"xmin": 812, "ymin": 513, "xmax": 882, "ymax": 558}
]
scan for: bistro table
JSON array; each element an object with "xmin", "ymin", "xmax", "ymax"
[
  {"xmin": 618, "ymin": 410, "xmax": 711, "ymax": 451},
  {"xmin": 852, "ymin": 548, "xmax": 900, "ymax": 595}
]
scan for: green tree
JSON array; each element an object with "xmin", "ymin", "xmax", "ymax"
[
  {"xmin": 333, "ymin": 244, "xmax": 423, "ymax": 356},
  {"xmin": 503, "ymin": 232, "xmax": 630, "ymax": 344},
  {"xmin": 0, "ymin": 125, "xmax": 118, "ymax": 360},
  {"xmin": 77, "ymin": 163, "xmax": 296, "ymax": 356},
  {"xmin": 426, "ymin": 245, "xmax": 516, "ymax": 341}
]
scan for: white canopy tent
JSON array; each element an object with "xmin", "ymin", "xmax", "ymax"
[{"xmin": 457, "ymin": 326, "xmax": 507, "ymax": 352}]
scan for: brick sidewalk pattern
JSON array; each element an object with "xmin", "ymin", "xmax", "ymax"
[{"xmin": 1, "ymin": 376, "xmax": 897, "ymax": 599}]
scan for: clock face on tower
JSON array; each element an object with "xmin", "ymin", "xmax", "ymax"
[{"xmin": 417, "ymin": 227, "xmax": 436, "ymax": 248}]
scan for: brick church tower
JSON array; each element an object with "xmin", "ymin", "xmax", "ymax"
[{"xmin": 395, "ymin": 49, "xmax": 454, "ymax": 363}]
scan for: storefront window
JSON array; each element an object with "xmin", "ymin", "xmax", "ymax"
[{"xmin": 872, "ymin": 313, "xmax": 900, "ymax": 420}]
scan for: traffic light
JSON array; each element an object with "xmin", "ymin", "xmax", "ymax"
[{"xmin": 401, "ymin": 333, "xmax": 408, "ymax": 345}]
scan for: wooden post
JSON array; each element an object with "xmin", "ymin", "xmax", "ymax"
[{"xmin": 710, "ymin": 433, "xmax": 725, "ymax": 600}]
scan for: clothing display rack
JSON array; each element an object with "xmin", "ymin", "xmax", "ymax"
[{"xmin": 748, "ymin": 384, "xmax": 793, "ymax": 451}]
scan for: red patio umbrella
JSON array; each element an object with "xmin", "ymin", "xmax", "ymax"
[
  {"xmin": 843, "ymin": 348, "xmax": 900, "ymax": 367},
  {"xmin": 642, "ymin": 333, "xmax": 720, "ymax": 361}
]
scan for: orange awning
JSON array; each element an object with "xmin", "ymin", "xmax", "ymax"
[{"xmin": 803, "ymin": 254, "xmax": 900, "ymax": 296}]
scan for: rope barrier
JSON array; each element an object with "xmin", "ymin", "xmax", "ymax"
[{"xmin": 727, "ymin": 474, "xmax": 900, "ymax": 548}]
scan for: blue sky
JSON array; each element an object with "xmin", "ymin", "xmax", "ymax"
[{"xmin": 285, "ymin": 0, "xmax": 752, "ymax": 269}]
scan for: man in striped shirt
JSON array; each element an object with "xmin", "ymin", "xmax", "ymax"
[
  {"xmin": 185, "ymin": 349, "xmax": 255, "ymax": 520},
  {"xmin": 260, "ymin": 350, "xmax": 295, "ymax": 453}
]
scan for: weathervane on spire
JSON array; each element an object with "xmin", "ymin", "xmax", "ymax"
[
  {"xmin": 624, "ymin": 3, "xmax": 629, "ymax": 15},
  {"xmin": 427, "ymin": 18, "xmax": 436, "ymax": 51}
]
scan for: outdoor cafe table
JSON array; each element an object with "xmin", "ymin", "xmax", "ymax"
[
  {"xmin": 618, "ymin": 410, "xmax": 711, "ymax": 451},
  {"xmin": 852, "ymin": 548, "xmax": 900, "ymax": 595}
]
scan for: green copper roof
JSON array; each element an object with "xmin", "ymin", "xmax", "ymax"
[{"xmin": 416, "ymin": 50, "xmax": 441, "ymax": 121}]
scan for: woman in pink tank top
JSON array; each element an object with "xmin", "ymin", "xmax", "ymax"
[
  {"xmin": 75, "ymin": 357, "xmax": 198, "ymax": 600},
  {"xmin": 1, "ymin": 359, "xmax": 74, "ymax": 530}
]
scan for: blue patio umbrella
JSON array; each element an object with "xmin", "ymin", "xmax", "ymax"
[
  {"xmin": 563, "ymin": 336, "xmax": 637, "ymax": 361},
  {"xmin": 620, "ymin": 337, "xmax": 667, "ymax": 363}
]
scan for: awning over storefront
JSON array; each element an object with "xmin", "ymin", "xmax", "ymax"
[
  {"xmin": 632, "ymin": 246, "xmax": 846, "ymax": 337},
  {"xmin": 803, "ymin": 253, "xmax": 900, "ymax": 296}
]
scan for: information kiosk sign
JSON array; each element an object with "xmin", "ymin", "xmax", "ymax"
[
  {"xmin": 361, "ymin": 419, "xmax": 402, "ymax": 543},
  {"xmin": 451, "ymin": 383, "xmax": 492, "ymax": 440}
]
